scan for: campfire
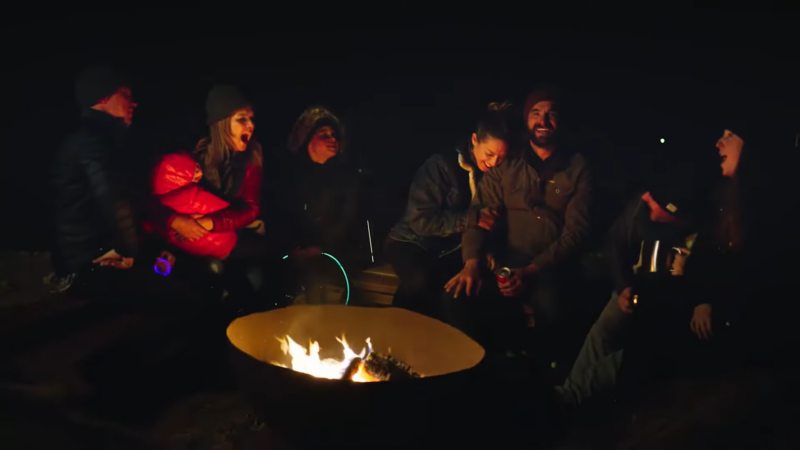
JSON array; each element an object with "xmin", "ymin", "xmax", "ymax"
[
  {"xmin": 274, "ymin": 334, "xmax": 422, "ymax": 382},
  {"xmin": 226, "ymin": 305, "xmax": 486, "ymax": 448}
]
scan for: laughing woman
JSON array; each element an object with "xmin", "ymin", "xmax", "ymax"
[
  {"xmin": 149, "ymin": 85, "xmax": 273, "ymax": 300},
  {"xmin": 385, "ymin": 101, "xmax": 513, "ymax": 317}
]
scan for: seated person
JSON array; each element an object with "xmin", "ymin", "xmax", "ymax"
[
  {"xmin": 684, "ymin": 120, "xmax": 791, "ymax": 361},
  {"xmin": 276, "ymin": 106, "xmax": 360, "ymax": 304},
  {"xmin": 148, "ymin": 85, "xmax": 272, "ymax": 301},
  {"xmin": 444, "ymin": 86, "xmax": 593, "ymax": 355},
  {"xmin": 51, "ymin": 65, "xmax": 139, "ymax": 294},
  {"xmin": 385, "ymin": 102, "xmax": 512, "ymax": 317},
  {"xmin": 149, "ymin": 151, "xmax": 264, "ymax": 261},
  {"xmin": 556, "ymin": 174, "xmax": 709, "ymax": 407}
]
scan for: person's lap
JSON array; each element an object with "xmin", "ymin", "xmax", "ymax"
[{"xmin": 386, "ymin": 241, "xmax": 461, "ymax": 317}]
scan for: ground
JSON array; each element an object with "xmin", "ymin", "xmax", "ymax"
[{"xmin": 1, "ymin": 251, "xmax": 796, "ymax": 449}]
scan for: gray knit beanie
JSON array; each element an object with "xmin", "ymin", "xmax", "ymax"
[{"xmin": 205, "ymin": 85, "xmax": 251, "ymax": 125}]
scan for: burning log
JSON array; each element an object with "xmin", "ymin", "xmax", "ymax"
[{"xmin": 341, "ymin": 352, "xmax": 422, "ymax": 381}]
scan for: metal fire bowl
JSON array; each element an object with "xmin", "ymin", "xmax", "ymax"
[{"xmin": 227, "ymin": 305, "xmax": 485, "ymax": 448}]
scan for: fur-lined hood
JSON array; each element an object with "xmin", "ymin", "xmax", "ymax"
[{"xmin": 286, "ymin": 106, "xmax": 345, "ymax": 155}]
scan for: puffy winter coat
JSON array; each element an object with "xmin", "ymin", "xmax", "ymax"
[
  {"xmin": 51, "ymin": 109, "xmax": 139, "ymax": 275},
  {"xmin": 150, "ymin": 151, "xmax": 238, "ymax": 259}
]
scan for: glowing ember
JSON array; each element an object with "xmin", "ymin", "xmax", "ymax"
[{"xmin": 275, "ymin": 335, "xmax": 380, "ymax": 382}]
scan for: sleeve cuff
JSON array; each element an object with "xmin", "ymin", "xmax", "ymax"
[{"xmin": 465, "ymin": 206, "xmax": 480, "ymax": 229}]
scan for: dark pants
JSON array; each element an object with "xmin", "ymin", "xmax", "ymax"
[
  {"xmin": 224, "ymin": 231, "xmax": 287, "ymax": 310},
  {"xmin": 384, "ymin": 240, "xmax": 463, "ymax": 318},
  {"xmin": 440, "ymin": 268, "xmax": 569, "ymax": 358}
]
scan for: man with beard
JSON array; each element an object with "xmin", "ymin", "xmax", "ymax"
[{"xmin": 444, "ymin": 86, "xmax": 593, "ymax": 355}]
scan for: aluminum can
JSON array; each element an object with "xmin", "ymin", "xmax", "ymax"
[{"xmin": 495, "ymin": 267, "xmax": 512, "ymax": 284}]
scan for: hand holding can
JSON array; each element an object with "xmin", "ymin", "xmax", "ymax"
[{"xmin": 495, "ymin": 267, "xmax": 512, "ymax": 284}]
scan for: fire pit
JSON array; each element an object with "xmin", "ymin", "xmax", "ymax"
[{"xmin": 227, "ymin": 305, "xmax": 485, "ymax": 448}]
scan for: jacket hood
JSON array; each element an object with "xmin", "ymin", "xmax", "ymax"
[{"xmin": 287, "ymin": 106, "xmax": 344, "ymax": 155}]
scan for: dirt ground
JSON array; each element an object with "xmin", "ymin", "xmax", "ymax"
[{"xmin": 1, "ymin": 252, "xmax": 797, "ymax": 449}]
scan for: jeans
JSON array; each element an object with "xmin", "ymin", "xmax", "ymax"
[{"xmin": 557, "ymin": 291, "xmax": 632, "ymax": 406}]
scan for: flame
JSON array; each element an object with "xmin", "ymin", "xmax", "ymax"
[{"xmin": 276, "ymin": 334, "xmax": 378, "ymax": 382}]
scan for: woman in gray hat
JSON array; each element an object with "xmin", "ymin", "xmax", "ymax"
[{"xmin": 148, "ymin": 85, "xmax": 274, "ymax": 302}]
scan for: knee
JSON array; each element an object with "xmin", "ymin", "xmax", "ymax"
[{"xmin": 588, "ymin": 306, "xmax": 628, "ymax": 343}]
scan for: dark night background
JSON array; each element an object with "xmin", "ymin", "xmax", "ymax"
[{"xmin": 1, "ymin": 12, "xmax": 797, "ymax": 254}]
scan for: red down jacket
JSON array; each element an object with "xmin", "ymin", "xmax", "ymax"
[{"xmin": 150, "ymin": 151, "xmax": 238, "ymax": 259}]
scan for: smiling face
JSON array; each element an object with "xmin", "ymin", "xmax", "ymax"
[
  {"xmin": 307, "ymin": 125, "xmax": 339, "ymax": 163},
  {"xmin": 471, "ymin": 133, "xmax": 508, "ymax": 172},
  {"xmin": 229, "ymin": 107, "xmax": 255, "ymax": 152},
  {"xmin": 716, "ymin": 129, "xmax": 744, "ymax": 177},
  {"xmin": 527, "ymin": 100, "xmax": 559, "ymax": 148}
]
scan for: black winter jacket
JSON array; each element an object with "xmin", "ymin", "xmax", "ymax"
[{"xmin": 51, "ymin": 109, "xmax": 138, "ymax": 274}]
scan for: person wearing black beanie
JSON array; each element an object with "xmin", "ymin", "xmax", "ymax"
[
  {"xmin": 50, "ymin": 65, "xmax": 140, "ymax": 296},
  {"xmin": 554, "ymin": 168, "xmax": 708, "ymax": 407},
  {"xmin": 148, "ymin": 85, "xmax": 282, "ymax": 309},
  {"xmin": 74, "ymin": 64, "xmax": 136, "ymax": 126}
]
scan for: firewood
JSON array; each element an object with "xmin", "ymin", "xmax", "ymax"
[
  {"xmin": 363, "ymin": 352, "xmax": 422, "ymax": 380},
  {"xmin": 341, "ymin": 357, "xmax": 363, "ymax": 381}
]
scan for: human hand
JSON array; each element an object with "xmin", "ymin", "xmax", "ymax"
[
  {"xmin": 444, "ymin": 259, "xmax": 482, "ymax": 298},
  {"xmin": 477, "ymin": 208, "xmax": 499, "ymax": 231},
  {"xmin": 196, "ymin": 217, "xmax": 214, "ymax": 231},
  {"xmin": 617, "ymin": 287, "xmax": 634, "ymax": 313},
  {"xmin": 690, "ymin": 303, "xmax": 713, "ymax": 340},
  {"xmin": 92, "ymin": 249, "xmax": 134, "ymax": 269},
  {"xmin": 170, "ymin": 214, "xmax": 209, "ymax": 242},
  {"xmin": 155, "ymin": 250, "xmax": 176, "ymax": 273},
  {"xmin": 247, "ymin": 219, "xmax": 266, "ymax": 236},
  {"xmin": 498, "ymin": 266, "xmax": 535, "ymax": 297}
]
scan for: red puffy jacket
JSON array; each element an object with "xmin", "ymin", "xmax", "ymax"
[{"xmin": 150, "ymin": 152, "xmax": 238, "ymax": 259}]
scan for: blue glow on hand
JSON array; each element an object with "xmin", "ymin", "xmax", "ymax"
[
  {"xmin": 154, "ymin": 258, "xmax": 172, "ymax": 276},
  {"xmin": 282, "ymin": 252, "xmax": 349, "ymax": 305}
]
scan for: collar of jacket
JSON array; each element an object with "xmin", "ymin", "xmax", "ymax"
[
  {"xmin": 523, "ymin": 144, "xmax": 569, "ymax": 174},
  {"xmin": 456, "ymin": 143, "xmax": 478, "ymax": 199},
  {"xmin": 80, "ymin": 108, "xmax": 128, "ymax": 135}
]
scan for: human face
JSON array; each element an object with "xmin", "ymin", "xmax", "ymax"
[
  {"xmin": 102, "ymin": 87, "xmax": 136, "ymax": 126},
  {"xmin": 308, "ymin": 125, "xmax": 339, "ymax": 161},
  {"xmin": 471, "ymin": 133, "xmax": 508, "ymax": 172},
  {"xmin": 527, "ymin": 100, "xmax": 559, "ymax": 148},
  {"xmin": 716, "ymin": 129, "xmax": 744, "ymax": 178},
  {"xmin": 641, "ymin": 191, "xmax": 681, "ymax": 224},
  {"xmin": 229, "ymin": 107, "xmax": 255, "ymax": 152}
]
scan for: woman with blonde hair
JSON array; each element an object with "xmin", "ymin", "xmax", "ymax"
[{"xmin": 149, "ymin": 85, "xmax": 272, "ymax": 300}]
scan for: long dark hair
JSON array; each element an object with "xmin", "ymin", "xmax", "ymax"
[{"xmin": 194, "ymin": 119, "xmax": 262, "ymax": 194}]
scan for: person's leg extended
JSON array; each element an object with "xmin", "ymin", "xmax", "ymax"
[{"xmin": 557, "ymin": 291, "xmax": 632, "ymax": 406}]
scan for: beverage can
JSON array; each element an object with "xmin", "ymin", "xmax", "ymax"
[{"xmin": 495, "ymin": 267, "xmax": 511, "ymax": 284}]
